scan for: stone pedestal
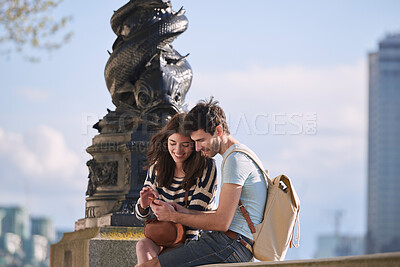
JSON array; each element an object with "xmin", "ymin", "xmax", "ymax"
[
  {"xmin": 79, "ymin": 122, "xmax": 158, "ymax": 229},
  {"xmin": 50, "ymin": 227, "xmax": 143, "ymax": 267},
  {"xmin": 84, "ymin": 132, "xmax": 132, "ymax": 219}
]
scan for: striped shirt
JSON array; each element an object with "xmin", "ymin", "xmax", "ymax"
[{"xmin": 135, "ymin": 158, "xmax": 217, "ymax": 240}]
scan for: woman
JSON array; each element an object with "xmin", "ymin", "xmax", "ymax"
[{"xmin": 135, "ymin": 113, "xmax": 217, "ymax": 265}]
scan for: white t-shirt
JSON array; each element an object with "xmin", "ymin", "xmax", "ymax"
[{"xmin": 221, "ymin": 144, "xmax": 267, "ymax": 241}]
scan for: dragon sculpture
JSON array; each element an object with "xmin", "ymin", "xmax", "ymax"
[{"xmin": 97, "ymin": 0, "xmax": 192, "ymax": 133}]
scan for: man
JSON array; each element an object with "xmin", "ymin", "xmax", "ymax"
[{"xmin": 140, "ymin": 98, "xmax": 267, "ymax": 267}]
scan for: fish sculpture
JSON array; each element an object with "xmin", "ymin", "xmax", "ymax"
[{"xmin": 104, "ymin": 0, "xmax": 192, "ymax": 122}]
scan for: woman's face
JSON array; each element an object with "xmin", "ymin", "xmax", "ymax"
[{"xmin": 167, "ymin": 133, "xmax": 193, "ymax": 164}]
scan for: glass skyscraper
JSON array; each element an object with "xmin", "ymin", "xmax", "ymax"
[{"xmin": 367, "ymin": 33, "xmax": 400, "ymax": 254}]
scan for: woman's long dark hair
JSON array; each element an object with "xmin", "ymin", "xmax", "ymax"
[{"xmin": 145, "ymin": 113, "xmax": 207, "ymax": 191}]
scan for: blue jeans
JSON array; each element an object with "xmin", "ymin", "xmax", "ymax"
[{"xmin": 158, "ymin": 231, "xmax": 253, "ymax": 267}]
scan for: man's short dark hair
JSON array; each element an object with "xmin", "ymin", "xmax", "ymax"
[{"xmin": 184, "ymin": 97, "xmax": 230, "ymax": 135}]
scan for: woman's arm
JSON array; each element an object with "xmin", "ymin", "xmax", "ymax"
[{"xmin": 135, "ymin": 166, "xmax": 159, "ymax": 220}]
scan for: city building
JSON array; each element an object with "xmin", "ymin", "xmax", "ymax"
[
  {"xmin": 367, "ymin": 33, "xmax": 400, "ymax": 254},
  {"xmin": 314, "ymin": 235, "xmax": 365, "ymax": 258},
  {"xmin": 31, "ymin": 218, "xmax": 56, "ymax": 243},
  {"xmin": 0, "ymin": 206, "xmax": 30, "ymax": 240},
  {"xmin": 314, "ymin": 211, "xmax": 365, "ymax": 258},
  {"xmin": 0, "ymin": 206, "xmax": 58, "ymax": 267}
]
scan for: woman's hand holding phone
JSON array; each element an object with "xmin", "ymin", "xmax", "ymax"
[{"xmin": 139, "ymin": 187, "xmax": 159, "ymax": 209}]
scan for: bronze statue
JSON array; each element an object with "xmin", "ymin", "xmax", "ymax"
[{"xmin": 97, "ymin": 0, "xmax": 192, "ymax": 133}]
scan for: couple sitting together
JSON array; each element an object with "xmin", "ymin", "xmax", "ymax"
[{"xmin": 135, "ymin": 98, "xmax": 267, "ymax": 267}]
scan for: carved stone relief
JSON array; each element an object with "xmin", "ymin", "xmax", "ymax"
[{"xmin": 86, "ymin": 159, "xmax": 118, "ymax": 196}]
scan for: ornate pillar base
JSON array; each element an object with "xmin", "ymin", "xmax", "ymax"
[
  {"xmin": 81, "ymin": 119, "xmax": 157, "ymax": 229},
  {"xmin": 83, "ymin": 131, "xmax": 132, "ymax": 220}
]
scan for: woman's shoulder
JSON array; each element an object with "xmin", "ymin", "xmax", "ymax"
[
  {"xmin": 147, "ymin": 164, "xmax": 156, "ymax": 175},
  {"xmin": 204, "ymin": 157, "xmax": 216, "ymax": 173},
  {"xmin": 193, "ymin": 157, "xmax": 217, "ymax": 191},
  {"xmin": 206, "ymin": 157, "xmax": 216, "ymax": 167},
  {"xmin": 199, "ymin": 158, "xmax": 216, "ymax": 181},
  {"xmin": 144, "ymin": 164, "xmax": 158, "ymax": 186}
]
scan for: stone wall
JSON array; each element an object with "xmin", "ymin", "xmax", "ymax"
[
  {"xmin": 203, "ymin": 252, "xmax": 400, "ymax": 267},
  {"xmin": 51, "ymin": 231, "xmax": 400, "ymax": 267},
  {"xmin": 50, "ymin": 227, "xmax": 143, "ymax": 267}
]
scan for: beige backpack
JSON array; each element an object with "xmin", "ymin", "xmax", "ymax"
[{"xmin": 222, "ymin": 148, "xmax": 300, "ymax": 261}]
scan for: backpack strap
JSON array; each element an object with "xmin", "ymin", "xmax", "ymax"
[
  {"xmin": 290, "ymin": 209, "xmax": 300, "ymax": 248},
  {"xmin": 222, "ymin": 148, "xmax": 271, "ymax": 186},
  {"xmin": 239, "ymin": 200, "xmax": 256, "ymax": 234},
  {"xmin": 222, "ymin": 147, "xmax": 270, "ymax": 234}
]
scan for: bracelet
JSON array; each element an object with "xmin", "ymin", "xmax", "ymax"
[
  {"xmin": 140, "ymin": 203, "xmax": 150, "ymax": 210},
  {"xmin": 138, "ymin": 198, "xmax": 150, "ymax": 214}
]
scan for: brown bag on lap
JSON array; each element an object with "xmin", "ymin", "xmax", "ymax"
[{"xmin": 144, "ymin": 191, "xmax": 189, "ymax": 247}]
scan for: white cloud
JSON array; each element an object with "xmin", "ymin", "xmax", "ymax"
[
  {"xmin": 189, "ymin": 60, "xmax": 367, "ymax": 167},
  {"xmin": 18, "ymin": 88, "xmax": 49, "ymax": 102},
  {"xmin": 0, "ymin": 126, "xmax": 88, "ymax": 230},
  {"xmin": 0, "ymin": 126, "xmax": 83, "ymax": 183}
]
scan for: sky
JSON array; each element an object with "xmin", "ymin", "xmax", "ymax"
[{"xmin": 0, "ymin": 0, "xmax": 400, "ymax": 260}]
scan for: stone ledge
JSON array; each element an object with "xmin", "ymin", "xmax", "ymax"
[
  {"xmin": 203, "ymin": 252, "xmax": 400, "ymax": 267},
  {"xmin": 51, "ymin": 231, "xmax": 400, "ymax": 267},
  {"xmin": 75, "ymin": 214, "xmax": 113, "ymax": 231}
]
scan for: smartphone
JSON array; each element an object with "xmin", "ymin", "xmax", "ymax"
[{"xmin": 148, "ymin": 196, "xmax": 160, "ymax": 205}]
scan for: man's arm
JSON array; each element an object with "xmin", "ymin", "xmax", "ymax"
[{"xmin": 151, "ymin": 183, "xmax": 242, "ymax": 232}]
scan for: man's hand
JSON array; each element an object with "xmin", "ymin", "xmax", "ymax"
[
  {"xmin": 151, "ymin": 200, "xmax": 176, "ymax": 222},
  {"xmin": 140, "ymin": 187, "xmax": 159, "ymax": 209},
  {"xmin": 169, "ymin": 203, "xmax": 190, "ymax": 214}
]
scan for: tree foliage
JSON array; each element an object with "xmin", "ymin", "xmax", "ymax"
[{"xmin": 0, "ymin": 0, "xmax": 73, "ymax": 61}]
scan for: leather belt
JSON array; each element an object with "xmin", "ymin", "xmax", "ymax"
[{"xmin": 224, "ymin": 230, "xmax": 254, "ymax": 253}]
